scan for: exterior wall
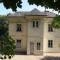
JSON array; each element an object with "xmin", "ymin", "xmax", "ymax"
[
  {"xmin": 27, "ymin": 16, "xmax": 44, "ymax": 55},
  {"xmin": 8, "ymin": 15, "xmax": 60, "ymax": 56},
  {"xmin": 43, "ymin": 17, "xmax": 60, "ymax": 56},
  {"xmin": 8, "ymin": 17, "xmax": 27, "ymax": 52}
]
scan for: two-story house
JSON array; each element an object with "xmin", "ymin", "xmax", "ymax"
[{"xmin": 6, "ymin": 8, "xmax": 60, "ymax": 56}]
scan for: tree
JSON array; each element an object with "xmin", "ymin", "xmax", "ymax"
[
  {"xmin": 52, "ymin": 15, "xmax": 60, "ymax": 28},
  {"xmin": 28, "ymin": 0, "xmax": 60, "ymax": 12},
  {"xmin": 0, "ymin": 0, "xmax": 22, "ymax": 11},
  {"xmin": 0, "ymin": 18, "xmax": 15, "ymax": 60},
  {"xmin": 0, "ymin": 0, "xmax": 60, "ymax": 12},
  {"xmin": 0, "ymin": 0, "xmax": 60, "ymax": 28},
  {"xmin": 28, "ymin": 0, "xmax": 60, "ymax": 28}
]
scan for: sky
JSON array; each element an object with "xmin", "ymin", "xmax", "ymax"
[{"xmin": 0, "ymin": 0, "xmax": 58, "ymax": 15}]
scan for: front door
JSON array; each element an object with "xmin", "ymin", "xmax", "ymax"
[{"xmin": 30, "ymin": 42, "xmax": 34, "ymax": 55}]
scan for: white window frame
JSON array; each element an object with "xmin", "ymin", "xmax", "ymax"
[
  {"xmin": 16, "ymin": 40, "xmax": 21, "ymax": 48},
  {"xmin": 37, "ymin": 42, "xmax": 40, "ymax": 50},
  {"xmin": 16, "ymin": 24, "xmax": 22, "ymax": 32},
  {"xmin": 48, "ymin": 24, "xmax": 53, "ymax": 32},
  {"xmin": 32, "ymin": 20, "xmax": 39, "ymax": 28},
  {"xmin": 48, "ymin": 40, "xmax": 53, "ymax": 48}
]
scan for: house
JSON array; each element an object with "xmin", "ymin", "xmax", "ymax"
[{"xmin": 6, "ymin": 8, "xmax": 60, "ymax": 56}]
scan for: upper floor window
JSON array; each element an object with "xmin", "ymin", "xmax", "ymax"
[
  {"xmin": 37, "ymin": 42, "xmax": 40, "ymax": 50},
  {"xmin": 32, "ymin": 21, "xmax": 39, "ymax": 28},
  {"xmin": 36, "ymin": 21, "xmax": 39, "ymax": 27},
  {"xmin": 16, "ymin": 24, "xmax": 22, "ymax": 32},
  {"xmin": 16, "ymin": 40, "xmax": 21, "ymax": 48},
  {"xmin": 48, "ymin": 40, "xmax": 53, "ymax": 48},
  {"xmin": 33, "ymin": 21, "xmax": 35, "ymax": 27},
  {"xmin": 48, "ymin": 24, "xmax": 53, "ymax": 32}
]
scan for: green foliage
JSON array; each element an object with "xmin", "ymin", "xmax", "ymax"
[
  {"xmin": 0, "ymin": 19, "xmax": 16, "ymax": 59},
  {"xmin": 0, "ymin": 0, "xmax": 22, "ymax": 11},
  {"xmin": 52, "ymin": 15, "xmax": 60, "ymax": 28},
  {"xmin": 0, "ymin": 0, "xmax": 60, "ymax": 11},
  {"xmin": 28, "ymin": 0, "xmax": 60, "ymax": 12}
]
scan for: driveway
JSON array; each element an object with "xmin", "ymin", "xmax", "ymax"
[{"xmin": 10, "ymin": 55, "xmax": 43, "ymax": 60}]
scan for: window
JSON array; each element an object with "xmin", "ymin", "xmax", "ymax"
[
  {"xmin": 32, "ymin": 21, "xmax": 39, "ymax": 28},
  {"xmin": 16, "ymin": 40, "xmax": 21, "ymax": 48},
  {"xmin": 33, "ymin": 21, "xmax": 35, "ymax": 27},
  {"xmin": 36, "ymin": 21, "xmax": 39, "ymax": 27},
  {"xmin": 48, "ymin": 40, "xmax": 53, "ymax": 48},
  {"xmin": 48, "ymin": 24, "xmax": 53, "ymax": 32},
  {"xmin": 16, "ymin": 24, "xmax": 22, "ymax": 32},
  {"xmin": 37, "ymin": 42, "xmax": 40, "ymax": 50}
]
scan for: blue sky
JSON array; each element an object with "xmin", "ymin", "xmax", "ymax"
[{"xmin": 0, "ymin": 0, "xmax": 58, "ymax": 15}]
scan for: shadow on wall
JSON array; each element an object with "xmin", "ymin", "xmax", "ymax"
[{"xmin": 15, "ymin": 51, "xmax": 27, "ymax": 55}]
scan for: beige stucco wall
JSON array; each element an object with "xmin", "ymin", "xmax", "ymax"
[
  {"xmin": 7, "ymin": 15, "xmax": 60, "ymax": 56},
  {"xmin": 43, "ymin": 17, "xmax": 60, "ymax": 56},
  {"xmin": 27, "ymin": 16, "xmax": 44, "ymax": 55},
  {"xmin": 8, "ymin": 17, "xmax": 27, "ymax": 52}
]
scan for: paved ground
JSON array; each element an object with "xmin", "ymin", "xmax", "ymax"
[{"xmin": 10, "ymin": 55, "xmax": 43, "ymax": 60}]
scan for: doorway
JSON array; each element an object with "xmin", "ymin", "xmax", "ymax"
[{"xmin": 30, "ymin": 42, "xmax": 34, "ymax": 55}]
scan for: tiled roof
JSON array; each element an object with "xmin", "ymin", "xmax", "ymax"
[{"xmin": 8, "ymin": 8, "xmax": 56, "ymax": 17}]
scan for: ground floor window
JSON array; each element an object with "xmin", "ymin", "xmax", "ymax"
[
  {"xmin": 37, "ymin": 42, "xmax": 40, "ymax": 50},
  {"xmin": 48, "ymin": 40, "xmax": 53, "ymax": 48},
  {"xmin": 16, "ymin": 40, "xmax": 21, "ymax": 48}
]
